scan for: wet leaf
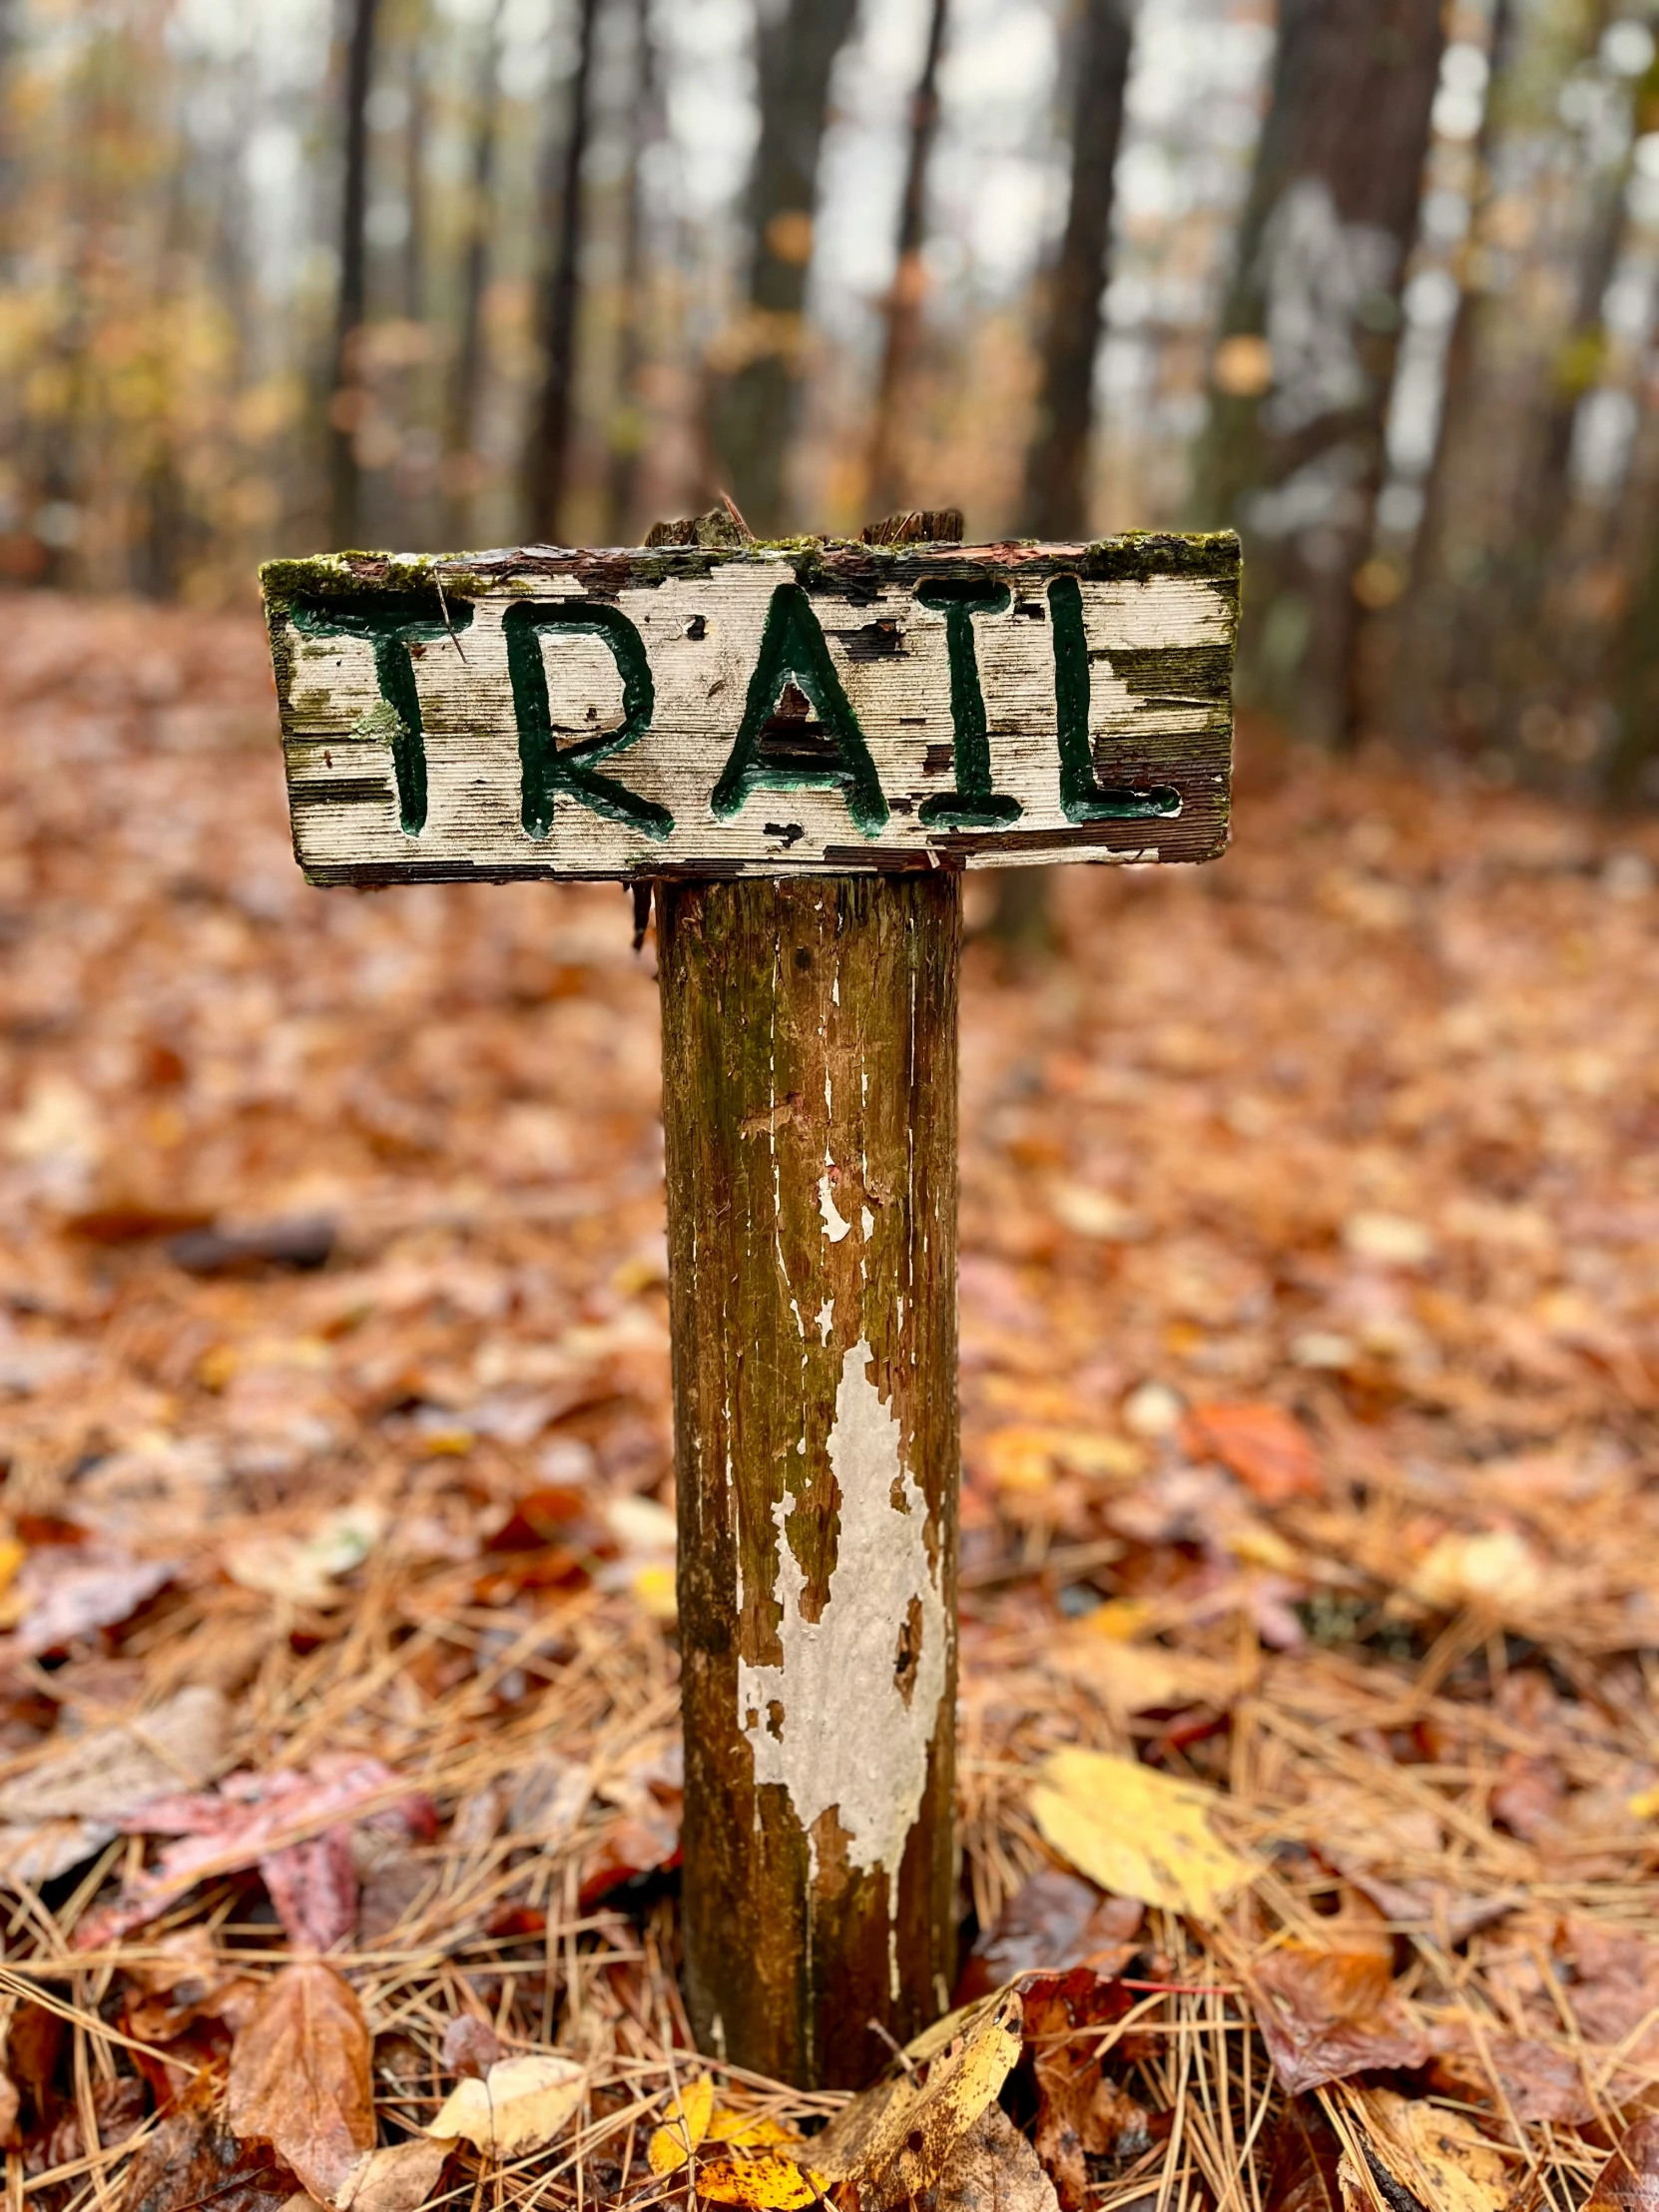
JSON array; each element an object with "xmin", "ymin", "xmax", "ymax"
[
  {"xmin": 118, "ymin": 2072, "xmax": 295, "ymax": 2212},
  {"xmin": 425, "ymin": 2050, "xmax": 587, "ymax": 2158},
  {"xmin": 933, "ymin": 2104, "xmax": 1058, "ymax": 2212},
  {"xmin": 226, "ymin": 1961, "xmax": 374, "ymax": 2206},
  {"xmin": 1028, "ymin": 1748, "xmax": 1254, "ymax": 1922},
  {"xmin": 1586, "ymin": 2115, "xmax": 1659, "ymax": 2212},
  {"xmin": 649, "ymin": 2075, "xmax": 715, "ymax": 2173},
  {"xmin": 957, "ymin": 1870, "xmax": 1142, "ymax": 2001},
  {"xmin": 1179, "ymin": 1401, "xmax": 1323, "ymax": 1504},
  {"xmin": 1262, "ymin": 2098, "xmax": 1344, "ymax": 2212},
  {"xmin": 260, "ymin": 1825, "xmax": 358, "ymax": 1951},
  {"xmin": 1250, "ymin": 1930, "xmax": 1432, "ymax": 2093}
]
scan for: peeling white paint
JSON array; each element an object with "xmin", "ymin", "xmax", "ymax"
[
  {"xmin": 816, "ymin": 1298, "xmax": 835, "ymax": 1343},
  {"xmin": 736, "ymin": 1342, "xmax": 947, "ymax": 1884},
  {"xmin": 860, "ymin": 1206, "xmax": 875, "ymax": 1243},
  {"xmin": 818, "ymin": 1171, "xmax": 851, "ymax": 1244}
]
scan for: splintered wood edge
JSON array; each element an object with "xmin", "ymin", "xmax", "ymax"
[{"xmin": 262, "ymin": 533, "xmax": 1238, "ymax": 885}]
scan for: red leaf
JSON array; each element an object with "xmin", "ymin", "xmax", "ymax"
[{"xmin": 1249, "ymin": 1936, "xmax": 1432, "ymax": 2095}]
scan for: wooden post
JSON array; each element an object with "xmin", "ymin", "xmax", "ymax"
[
  {"xmin": 659, "ymin": 872, "xmax": 959, "ymax": 2089},
  {"xmin": 257, "ymin": 520, "xmax": 1236, "ymax": 2093}
]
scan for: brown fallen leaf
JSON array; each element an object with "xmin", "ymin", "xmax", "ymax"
[
  {"xmin": 9, "ymin": 1542, "xmax": 180, "ymax": 1657},
  {"xmin": 1586, "ymin": 2115, "xmax": 1659, "ymax": 2212},
  {"xmin": 439, "ymin": 2015, "xmax": 503, "ymax": 2081},
  {"xmin": 933, "ymin": 2103, "xmax": 1058, "ymax": 2212},
  {"xmin": 337, "ymin": 2137, "xmax": 451, "ymax": 2212},
  {"xmin": 226, "ymin": 1961, "xmax": 375, "ymax": 2206},
  {"xmin": 119, "ymin": 2071, "xmax": 296, "ymax": 2212},
  {"xmin": 957, "ymin": 1871, "xmax": 1143, "ymax": 2001},
  {"xmin": 813, "ymin": 1989, "xmax": 1025, "ymax": 2210},
  {"xmin": 260, "ymin": 1826, "xmax": 358, "ymax": 1952},
  {"xmin": 1180, "ymin": 1402, "xmax": 1323, "ymax": 1505},
  {"xmin": 1428, "ymin": 2034, "xmax": 1597, "ymax": 2125},
  {"xmin": 1250, "ymin": 1924, "xmax": 1433, "ymax": 2093},
  {"xmin": 1338, "ymin": 2087, "xmax": 1506, "ymax": 2212},
  {"xmin": 425, "ymin": 2051, "xmax": 587, "ymax": 2158},
  {"xmin": 1022, "ymin": 1970, "xmax": 1150, "ymax": 2209},
  {"xmin": 1262, "ymin": 2097, "xmax": 1344, "ymax": 2212}
]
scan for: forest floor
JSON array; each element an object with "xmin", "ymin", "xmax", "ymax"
[{"xmin": 1, "ymin": 589, "xmax": 1658, "ymax": 2212}]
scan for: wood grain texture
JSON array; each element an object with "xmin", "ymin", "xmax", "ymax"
[
  {"xmin": 262, "ymin": 536, "xmax": 1236, "ymax": 882},
  {"xmin": 657, "ymin": 873, "xmax": 959, "ymax": 2090}
]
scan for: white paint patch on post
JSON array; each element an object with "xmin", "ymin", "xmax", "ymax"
[{"xmin": 736, "ymin": 1340, "xmax": 948, "ymax": 1885}]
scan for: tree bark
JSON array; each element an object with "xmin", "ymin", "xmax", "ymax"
[
  {"xmin": 328, "ymin": 0, "xmax": 381, "ymax": 552},
  {"xmin": 708, "ymin": 0, "xmax": 859, "ymax": 533},
  {"xmin": 1022, "ymin": 0, "xmax": 1133, "ymax": 541},
  {"xmin": 864, "ymin": 0, "xmax": 951, "ymax": 523},
  {"xmin": 444, "ymin": 0, "xmax": 503, "ymax": 548},
  {"xmin": 605, "ymin": 0, "xmax": 660, "ymax": 546},
  {"xmin": 1192, "ymin": 0, "xmax": 1444, "ymax": 746},
  {"xmin": 525, "ymin": 0, "xmax": 601, "ymax": 546},
  {"xmin": 402, "ymin": 28, "xmax": 428, "ymax": 325},
  {"xmin": 659, "ymin": 872, "xmax": 960, "ymax": 2091}
]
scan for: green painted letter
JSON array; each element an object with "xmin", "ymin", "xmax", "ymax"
[
  {"xmin": 503, "ymin": 600, "xmax": 672, "ymax": 840},
  {"xmin": 915, "ymin": 579, "xmax": 1021, "ymax": 828},
  {"xmin": 713, "ymin": 583, "xmax": 888, "ymax": 835},
  {"xmin": 1049, "ymin": 575, "xmax": 1182, "ymax": 823},
  {"xmin": 291, "ymin": 594, "xmax": 474, "ymax": 835}
]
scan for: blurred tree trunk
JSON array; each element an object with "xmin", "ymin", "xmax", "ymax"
[
  {"xmin": 865, "ymin": 0, "xmax": 950, "ymax": 522},
  {"xmin": 605, "ymin": 0, "xmax": 660, "ymax": 545},
  {"xmin": 708, "ymin": 0, "xmax": 859, "ymax": 532},
  {"xmin": 1022, "ymin": 0, "xmax": 1133, "ymax": 540},
  {"xmin": 329, "ymin": 0, "xmax": 382, "ymax": 551},
  {"xmin": 992, "ymin": 0, "xmax": 1133, "ymax": 964},
  {"xmin": 402, "ymin": 29, "xmax": 428, "ymax": 323},
  {"xmin": 1607, "ymin": 516, "xmax": 1659, "ymax": 801},
  {"xmin": 525, "ymin": 0, "xmax": 601, "ymax": 545},
  {"xmin": 1192, "ymin": 0, "xmax": 1445, "ymax": 746},
  {"xmin": 444, "ymin": 0, "xmax": 503, "ymax": 548}
]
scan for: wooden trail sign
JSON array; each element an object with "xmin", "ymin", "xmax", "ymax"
[
  {"xmin": 262, "ymin": 535, "xmax": 1236, "ymax": 881},
  {"xmin": 260, "ymin": 527, "xmax": 1238, "ymax": 2092}
]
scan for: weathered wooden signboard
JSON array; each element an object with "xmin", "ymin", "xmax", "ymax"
[
  {"xmin": 261, "ymin": 523, "xmax": 1238, "ymax": 2098},
  {"xmin": 262, "ymin": 533, "xmax": 1237, "ymax": 883}
]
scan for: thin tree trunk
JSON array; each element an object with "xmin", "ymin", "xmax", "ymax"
[
  {"xmin": 402, "ymin": 29, "xmax": 428, "ymax": 324},
  {"xmin": 1192, "ymin": 0, "xmax": 1445, "ymax": 747},
  {"xmin": 864, "ymin": 0, "xmax": 950, "ymax": 523},
  {"xmin": 605, "ymin": 0, "xmax": 659, "ymax": 545},
  {"xmin": 329, "ymin": 0, "xmax": 381, "ymax": 551},
  {"xmin": 444, "ymin": 0, "xmax": 503, "ymax": 548},
  {"xmin": 525, "ymin": 0, "xmax": 601, "ymax": 546},
  {"xmin": 708, "ymin": 0, "xmax": 859, "ymax": 532},
  {"xmin": 1022, "ymin": 0, "xmax": 1133, "ymax": 540}
]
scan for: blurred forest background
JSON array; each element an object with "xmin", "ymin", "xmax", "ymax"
[{"xmin": 3, "ymin": 0, "xmax": 1659, "ymax": 802}]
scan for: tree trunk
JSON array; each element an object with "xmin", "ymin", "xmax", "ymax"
[
  {"xmin": 708, "ymin": 0, "xmax": 859, "ymax": 533},
  {"xmin": 864, "ymin": 0, "xmax": 951, "ymax": 523},
  {"xmin": 659, "ymin": 872, "xmax": 960, "ymax": 2091},
  {"xmin": 329, "ymin": 0, "xmax": 381, "ymax": 552},
  {"xmin": 444, "ymin": 0, "xmax": 503, "ymax": 548},
  {"xmin": 1192, "ymin": 0, "xmax": 1444, "ymax": 746},
  {"xmin": 402, "ymin": 28, "xmax": 428, "ymax": 324},
  {"xmin": 1022, "ymin": 0, "xmax": 1133, "ymax": 541},
  {"xmin": 525, "ymin": 0, "xmax": 601, "ymax": 546},
  {"xmin": 605, "ymin": 0, "xmax": 660, "ymax": 546}
]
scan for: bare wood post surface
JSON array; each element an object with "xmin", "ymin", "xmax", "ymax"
[{"xmin": 658, "ymin": 871, "xmax": 960, "ymax": 2090}]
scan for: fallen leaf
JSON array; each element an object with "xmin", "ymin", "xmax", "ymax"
[
  {"xmin": 931, "ymin": 2104, "xmax": 1058, "ymax": 2212},
  {"xmin": 1340, "ymin": 2088, "xmax": 1506, "ymax": 2212},
  {"xmin": 650, "ymin": 2074, "xmax": 716, "ymax": 2173},
  {"xmin": 0, "ymin": 1684, "xmax": 230, "ymax": 1823},
  {"xmin": 227, "ymin": 1961, "xmax": 374, "ymax": 2206},
  {"xmin": 1408, "ymin": 1528, "xmax": 1549, "ymax": 1614},
  {"xmin": 1586, "ymin": 2115, "xmax": 1659, "ymax": 2212},
  {"xmin": 1250, "ymin": 1928, "xmax": 1433, "ymax": 2093},
  {"xmin": 224, "ymin": 1503, "xmax": 386, "ymax": 1606},
  {"xmin": 119, "ymin": 2071, "xmax": 296, "ymax": 2212},
  {"xmin": 1180, "ymin": 1402, "xmax": 1324, "ymax": 1505},
  {"xmin": 814, "ymin": 1989, "xmax": 1024, "ymax": 2209},
  {"xmin": 1428, "ymin": 2036, "xmax": 1596, "ymax": 2126},
  {"xmin": 1262, "ymin": 2098, "xmax": 1344, "ymax": 2212},
  {"xmin": 957, "ymin": 1870, "xmax": 1143, "ymax": 2001},
  {"xmin": 336, "ymin": 2137, "xmax": 451, "ymax": 2212},
  {"xmin": 1557, "ymin": 1916, "xmax": 1659, "ymax": 2061},
  {"xmin": 1028, "ymin": 1748, "xmax": 1254, "ymax": 1922},
  {"xmin": 1051, "ymin": 1631, "xmax": 1243, "ymax": 1723},
  {"xmin": 695, "ymin": 2154, "xmax": 819, "ymax": 2209},
  {"xmin": 439, "ymin": 2015, "xmax": 502, "ymax": 2080},
  {"xmin": 1022, "ymin": 1970, "xmax": 1149, "ymax": 2208},
  {"xmin": 259, "ymin": 1825, "xmax": 358, "ymax": 1951},
  {"xmin": 425, "ymin": 2051, "xmax": 586, "ymax": 2158},
  {"xmin": 10, "ymin": 1543, "xmax": 179, "ymax": 1656}
]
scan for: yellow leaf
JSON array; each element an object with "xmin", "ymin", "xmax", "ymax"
[
  {"xmin": 1028, "ymin": 1747, "xmax": 1254, "ymax": 1923},
  {"xmin": 631, "ymin": 1562, "xmax": 679, "ymax": 1623},
  {"xmin": 426, "ymin": 2052, "xmax": 586, "ymax": 2158},
  {"xmin": 695, "ymin": 2154, "xmax": 820, "ymax": 2209},
  {"xmin": 649, "ymin": 2075, "xmax": 715, "ymax": 2174},
  {"xmin": 1628, "ymin": 1784, "xmax": 1659, "ymax": 1822},
  {"xmin": 1342, "ymin": 2088, "xmax": 1506, "ymax": 2212},
  {"xmin": 710, "ymin": 2109, "xmax": 795, "ymax": 2149}
]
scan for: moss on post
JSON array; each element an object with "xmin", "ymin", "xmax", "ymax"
[{"xmin": 657, "ymin": 872, "xmax": 960, "ymax": 2090}]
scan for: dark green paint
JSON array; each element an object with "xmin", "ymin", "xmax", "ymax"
[
  {"xmin": 914, "ymin": 580, "xmax": 1021, "ymax": 828},
  {"xmin": 502, "ymin": 600, "xmax": 673, "ymax": 841},
  {"xmin": 1049, "ymin": 574, "xmax": 1182, "ymax": 822},
  {"xmin": 712, "ymin": 583, "xmax": 888, "ymax": 834},
  {"xmin": 289, "ymin": 593, "xmax": 476, "ymax": 834}
]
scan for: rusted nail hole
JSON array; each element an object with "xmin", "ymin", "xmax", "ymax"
[
  {"xmin": 906, "ymin": 2131, "xmax": 925, "ymax": 2156},
  {"xmin": 794, "ymin": 945, "xmax": 813, "ymax": 970}
]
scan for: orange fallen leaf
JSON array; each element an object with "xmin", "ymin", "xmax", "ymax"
[
  {"xmin": 1180, "ymin": 1402, "xmax": 1323, "ymax": 1505},
  {"xmin": 226, "ymin": 1960, "xmax": 374, "ymax": 2206}
]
